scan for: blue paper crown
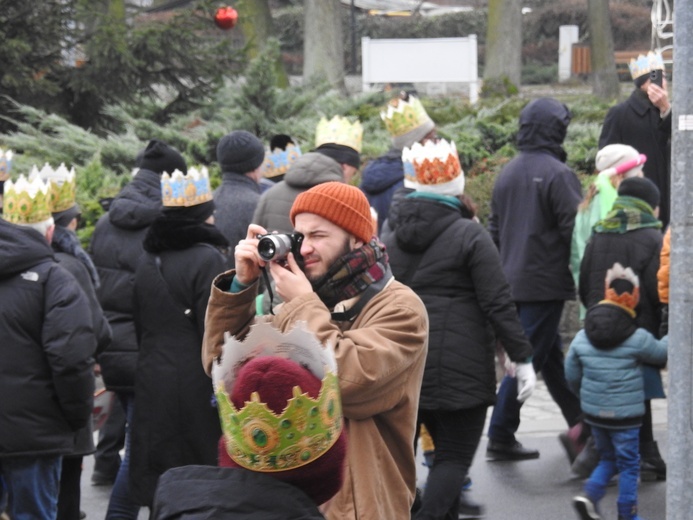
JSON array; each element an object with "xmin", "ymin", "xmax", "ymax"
[
  {"xmin": 263, "ymin": 144, "xmax": 302, "ymax": 179},
  {"xmin": 161, "ymin": 167, "xmax": 213, "ymax": 207}
]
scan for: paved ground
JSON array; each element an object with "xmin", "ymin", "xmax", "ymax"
[{"xmin": 80, "ymin": 375, "xmax": 668, "ymax": 519}]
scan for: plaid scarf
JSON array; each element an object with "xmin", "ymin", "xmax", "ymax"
[
  {"xmin": 593, "ymin": 196, "xmax": 662, "ymax": 234},
  {"xmin": 312, "ymin": 238, "xmax": 389, "ymax": 309}
]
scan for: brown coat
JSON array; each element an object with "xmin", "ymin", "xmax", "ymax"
[
  {"xmin": 657, "ymin": 227, "xmax": 670, "ymax": 304},
  {"xmin": 203, "ymin": 271, "xmax": 428, "ymax": 520}
]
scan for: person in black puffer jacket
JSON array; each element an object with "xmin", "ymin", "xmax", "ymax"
[
  {"xmin": 382, "ymin": 140, "xmax": 535, "ymax": 520},
  {"xmin": 90, "ymin": 139, "xmax": 187, "ymax": 519}
]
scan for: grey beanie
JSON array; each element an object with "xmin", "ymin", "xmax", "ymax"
[
  {"xmin": 217, "ymin": 130, "xmax": 265, "ymax": 174},
  {"xmin": 392, "ymin": 119, "xmax": 435, "ymax": 151}
]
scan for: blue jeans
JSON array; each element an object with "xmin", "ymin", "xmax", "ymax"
[
  {"xmin": 584, "ymin": 426, "xmax": 640, "ymax": 508},
  {"xmin": 488, "ymin": 300, "xmax": 582, "ymax": 443},
  {"xmin": 105, "ymin": 392, "xmax": 141, "ymax": 520},
  {"xmin": 0, "ymin": 455, "xmax": 62, "ymax": 520}
]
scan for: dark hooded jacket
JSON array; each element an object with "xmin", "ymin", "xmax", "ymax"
[
  {"xmin": 382, "ymin": 194, "xmax": 532, "ymax": 410},
  {"xmin": 599, "ymin": 88, "xmax": 672, "ymax": 226},
  {"xmin": 90, "ymin": 168, "xmax": 161, "ymax": 392},
  {"xmin": 129, "ymin": 215, "xmax": 227, "ymax": 508},
  {"xmin": 359, "ymin": 148, "xmax": 404, "ymax": 235},
  {"xmin": 0, "ymin": 219, "xmax": 95, "ymax": 457},
  {"xmin": 152, "ymin": 466, "xmax": 325, "ymax": 520},
  {"xmin": 489, "ymin": 98, "xmax": 583, "ymax": 302},
  {"xmin": 565, "ymin": 303, "xmax": 668, "ymax": 428}
]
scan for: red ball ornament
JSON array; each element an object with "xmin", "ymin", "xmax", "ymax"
[{"xmin": 214, "ymin": 6, "xmax": 238, "ymax": 30}]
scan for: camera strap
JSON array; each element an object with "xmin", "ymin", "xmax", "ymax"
[{"xmin": 261, "ymin": 266, "xmax": 278, "ymax": 315}]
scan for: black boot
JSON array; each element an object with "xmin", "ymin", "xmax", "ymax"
[{"xmin": 640, "ymin": 440, "xmax": 666, "ymax": 481}]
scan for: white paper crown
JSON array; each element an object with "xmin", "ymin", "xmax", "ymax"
[
  {"xmin": 30, "ymin": 163, "xmax": 77, "ymax": 213},
  {"xmin": 161, "ymin": 167, "xmax": 213, "ymax": 207},
  {"xmin": 0, "ymin": 148, "xmax": 13, "ymax": 182},
  {"xmin": 403, "ymin": 139, "xmax": 464, "ymax": 196},
  {"xmin": 2, "ymin": 174, "xmax": 52, "ymax": 224},
  {"xmin": 629, "ymin": 51, "xmax": 664, "ymax": 80},
  {"xmin": 315, "ymin": 116, "xmax": 363, "ymax": 153}
]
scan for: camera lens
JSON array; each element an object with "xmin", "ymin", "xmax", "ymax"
[
  {"xmin": 257, "ymin": 234, "xmax": 292, "ymax": 261},
  {"xmin": 258, "ymin": 238, "xmax": 277, "ymax": 261}
]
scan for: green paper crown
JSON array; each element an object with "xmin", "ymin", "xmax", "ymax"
[
  {"xmin": 2, "ymin": 174, "xmax": 52, "ymax": 224},
  {"xmin": 381, "ymin": 96, "xmax": 433, "ymax": 137},
  {"xmin": 31, "ymin": 163, "xmax": 77, "ymax": 213}
]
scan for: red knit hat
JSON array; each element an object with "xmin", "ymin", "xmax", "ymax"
[
  {"xmin": 218, "ymin": 356, "xmax": 347, "ymax": 505},
  {"xmin": 290, "ymin": 182, "xmax": 374, "ymax": 243}
]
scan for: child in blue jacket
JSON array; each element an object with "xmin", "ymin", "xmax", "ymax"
[{"xmin": 565, "ymin": 263, "xmax": 668, "ymax": 520}]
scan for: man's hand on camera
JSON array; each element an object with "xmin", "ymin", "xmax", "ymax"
[
  {"xmin": 647, "ymin": 82, "xmax": 670, "ymax": 115},
  {"xmin": 235, "ymin": 224, "xmax": 268, "ymax": 285},
  {"xmin": 268, "ymin": 252, "xmax": 312, "ymax": 302}
]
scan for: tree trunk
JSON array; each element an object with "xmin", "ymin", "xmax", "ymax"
[
  {"xmin": 303, "ymin": 0, "xmax": 346, "ymax": 94},
  {"xmin": 587, "ymin": 0, "xmax": 620, "ymax": 99},
  {"xmin": 237, "ymin": 0, "xmax": 289, "ymax": 88},
  {"xmin": 484, "ymin": 0, "xmax": 522, "ymax": 90}
]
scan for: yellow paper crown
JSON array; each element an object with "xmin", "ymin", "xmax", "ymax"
[
  {"xmin": 2, "ymin": 174, "xmax": 52, "ymax": 224},
  {"xmin": 0, "ymin": 148, "xmax": 13, "ymax": 182},
  {"xmin": 403, "ymin": 139, "xmax": 465, "ymax": 196},
  {"xmin": 628, "ymin": 51, "xmax": 665, "ymax": 80},
  {"xmin": 31, "ymin": 163, "xmax": 77, "ymax": 213},
  {"xmin": 315, "ymin": 116, "xmax": 363, "ymax": 153},
  {"xmin": 212, "ymin": 322, "xmax": 343, "ymax": 473},
  {"xmin": 381, "ymin": 96, "xmax": 433, "ymax": 137},
  {"xmin": 161, "ymin": 167, "xmax": 213, "ymax": 207}
]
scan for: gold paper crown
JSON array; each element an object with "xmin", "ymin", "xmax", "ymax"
[
  {"xmin": 161, "ymin": 167, "xmax": 213, "ymax": 207},
  {"xmin": 263, "ymin": 143, "xmax": 302, "ymax": 179},
  {"xmin": 315, "ymin": 116, "xmax": 363, "ymax": 153},
  {"xmin": 628, "ymin": 51, "xmax": 665, "ymax": 80},
  {"xmin": 0, "ymin": 148, "xmax": 13, "ymax": 182},
  {"xmin": 31, "ymin": 163, "xmax": 77, "ymax": 213},
  {"xmin": 381, "ymin": 96, "xmax": 433, "ymax": 137},
  {"xmin": 212, "ymin": 322, "xmax": 343, "ymax": 473},
  {"xmin": 403, "ymin": 139, "xmax": 464, "ymax": 196},
  {"xmin": 2, "ymin": 174, "xmax": 52, "ymax": 224}
]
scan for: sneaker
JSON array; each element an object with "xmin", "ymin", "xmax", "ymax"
[
  {"xmin": 573, "ymin": 494, "xmax": 601, "ymax": 520},
  {"xmin": 486, "ymin": 440, "xmax": 539, "ymax": 461},
  {"xmin": 458, "ymin": 491, "xmax": 485, "ymax": 518}
]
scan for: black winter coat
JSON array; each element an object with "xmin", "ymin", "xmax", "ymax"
[
  {"xmin": 599, "ymin": 89, "xmax": 672, "ymax": 227},
  {"xmin": 152, "ymin": 466, "xmax": 325, "ymax": 519},
  {"xmin": 579, "ymin": 227, "xmax": 663, "ymax": 337},
  {"xmin": 90, "ymin": 169, "xmax": 162, "ymax": 392},
  {"xmin": 0, "ymin": 220, "xmax": 96, "ymax": 457},
  {"xmin": 129, "ymin": 218, "xmax": 227, "ymax": 507},
  {"xmin": 382, "ymin": 195, "xmax": 533, "ymax": 410},
  {"xmin": 489, "ymin": 98, "xmax": 582, "ymax": 302}
]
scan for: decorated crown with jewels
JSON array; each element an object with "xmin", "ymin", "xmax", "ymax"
[
  {"xmin": 381, "ymin": 95, "xmax": 433, "ymax": 138},
  {"xmin": 0, "ymin": 148, "xmax": 13, "ymax": 182},
  {"xmin": 602, "ymin": 262, "xmax": 640, "ymax": 316},
  {"xmin": 161, "ymin": 167, "xmax": 213, "ymax": 207},
  {"xmin": 315, "ymin": 116, "xmax": 363, "ymax": 153},
  {"xmin": 2, "ymin": 174, "xmax": 52, "ymax": 224},
  {"xmin": 263, "ymin": 143, "xmax": 302, "ymax": 179},
  {"xmin": 403, "ymin": 139, "xmax": 464, "ymax": 196},
  {"xmin": 212, "ymin": 322, "xmax": 343, "ymax": 473},
  {"xmin": 30, "ymin": 163, "xmax": 77, "ymax": 213},
  {"xmin": 628, "ymin": 51, "xmax": 665, "ymax": 80}
]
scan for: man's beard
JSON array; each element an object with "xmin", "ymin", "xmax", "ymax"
[{"xmin": 305, "ymin": 236, "xmax": 353, "ymax": 284}]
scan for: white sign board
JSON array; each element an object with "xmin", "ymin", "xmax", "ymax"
[{"xmin": 362, "ymin": 36, "xmax": 478, "ymax": 102}]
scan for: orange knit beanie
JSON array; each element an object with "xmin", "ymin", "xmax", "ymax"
[{"xmin": 290, "ymin": 182, "xmax": 374, "ymax": 243}]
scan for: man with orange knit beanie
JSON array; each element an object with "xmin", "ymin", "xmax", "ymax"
[{"xmin": 203, "ymin": 182, "xmax": 429, "ymax": 520}]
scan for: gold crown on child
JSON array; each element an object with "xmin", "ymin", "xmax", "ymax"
[
  {"xmin": 212, "ymin": 322, "xmax": 343, "ymax": 473},
  {"xmin": 161, "ymin": 167, "xmax": 213, "ymax": 207},
  {"xmin": 315, "ymin": 116, "xmax": 363, "ymax": 153}
]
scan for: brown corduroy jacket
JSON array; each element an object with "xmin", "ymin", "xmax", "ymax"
[{"xmin": 203, "ymin": 270, "xmax": 428, "ymax": 520}]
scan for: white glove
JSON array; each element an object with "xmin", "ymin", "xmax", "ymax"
[{"xmin": 515, "ymin": 362, "xmax": 536, "ymax": 403}]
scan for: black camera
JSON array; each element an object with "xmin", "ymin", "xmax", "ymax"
[{"xmin": 257, "ymin": 233, "xmax": 304, "ymax": 262}]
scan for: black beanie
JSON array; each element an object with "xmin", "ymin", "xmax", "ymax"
[
  {"xmin": 618, "ymin": 177, "xmax": 660, "ymax": 210},
  {"xmin": 314, "ymin": 143, "xmax": 360, "ymax": 169},
  {"xmin": 139, "ymin": 140, "xmax": 187, "ymax": 175},
  {"xmin": 217, "ymin": 130, "xmax": 265, "ymax": 174},
  {"xmin": 53, "ymin": 204, "xmax": 81, "ymax": 228}
]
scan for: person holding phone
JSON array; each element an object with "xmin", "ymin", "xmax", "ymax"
[{"xmin": 599, "ymin": 51, "xmax": 672, "ymax": 227}]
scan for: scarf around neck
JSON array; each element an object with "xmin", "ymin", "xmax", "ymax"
[
  {"xmin": 593, "ymin": 196, "xmax": 662, "ymax": 234},
  {"xmin": 53, "ymin": 225, "xmax": 101, "ymax": 289},
  {"xmin": 311, "ymin": 238, "xmax": 389, "ymax": 309}
]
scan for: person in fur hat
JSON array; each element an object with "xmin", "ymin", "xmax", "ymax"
[
  {"xmin": 152, "ymin": 322, "xmax": 347, "ymax": 519},
  {"xmin": 566, "ymin": 263, "xmax": 668, "ymax": 520},
  {"xmin": 129, "ymin": 168, "xmax": 229, "ymax": 510}
]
